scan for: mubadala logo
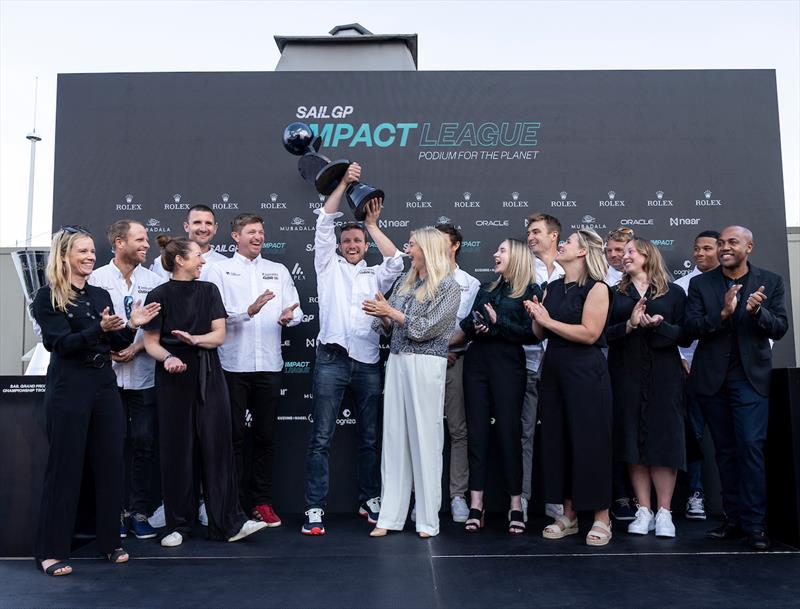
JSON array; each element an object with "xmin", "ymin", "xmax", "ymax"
[
  {"xmin": 599, "ymin": 190, "xmax": 625, "ymax": 207},
  {"xmin": 455, "ymin": 192, "xmax": 480, "ymax": 208},
  {"xmin": 571, "ymin": 215, "xmax": 607, "ymax": 230},
  {"xmin": 116, "ymin": 193, "xmax": 142, "ymax": 211},
  {"xmin": 379, "ymin": 219, "xmax": 410, "ymax": 228},
  {"xmin": 670, "ymin": 217, "xmax": 701, "ymax": 226},
  {"xmin": 164, "ymin": 193, "xmax": 190, "ymax": 211},
  {"xmin": 648, "ymin": 190, "xmax": 674, "ymax": 207},
  {"xmin": 261, "ymin": 193, "xmax": 287, "ymax": 210},
  {"xmin": 291, "ymin": 263, "xmax": 306, "ymax": 280},
  {"xmin": 283, "ymin": 360, "xmax": 311, "ymax": 374},
  {"xmin": 280, "ymin": 217, "xmax": 316, "ymax": 232},
  {"xmin": 214, "ymin": 193, "xmax": 239, "ymax": 211},
  {"xmin": 503, "ymin": 191, "xmax": 529, "ymax": 208},
  {"xmin": 552, "ymin": 190, "xmax": 577, "ymax": 207},
  {"xmin": 475, "ymin": 219, "xmax": 509, "ymax": 227},
  {"xmin": 696, "ymin": 189, "xmax": 722, "ymax": 206},
  {"xmin": 406, "ymin": 192, "xmax": 432, "ymax": 209},
  {"xmin": 437, "ymin": 216, "xmax": 452, "ymax": 225},
  {"xmin": 144, "ymin": 218, "xmax": 171, "ymax": 233},
  {"xmin": 620, "ymin": 218, "xmax": 654, "ymax": 226}
]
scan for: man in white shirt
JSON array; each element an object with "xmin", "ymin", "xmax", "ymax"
[
  {"xmin": 302, "ymin": 163, "xmax": 404, "ymax": 536},
  {"xmin": 89, "ymin": 219, "xmax": 165, "ymax": 539},
  {"xmin": 674, "ymin": 229, "xmax": 720, "ymax": 522},
  {"xmin": 207, "ymin": 213, "xmax": 302, "ymax": 528},
  {"xmin": 151, "ymin": 204, "xmax": 228, "ymax": 280},
  {"xmin": 524, "ymin": 213, "xmax": 565, "ymax": 522},
  {"xmin": 436, "ymin": 223, "xmax": 480, "ymax": 522}
]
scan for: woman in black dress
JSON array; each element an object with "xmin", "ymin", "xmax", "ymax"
[
  {"xmin": 143, "ymin": 236, "xmax": 266, "ymax": 547},
  {"xmin": 32, "ymin": 227, "xmax": 160, "ymax": 576},
  {"xmin": 606, "ymin": 237, "xmax": 688, "ymax": 538},
  {"xmin": 525, "ymin": 229, "xmax": 614, "ymax": 546}
]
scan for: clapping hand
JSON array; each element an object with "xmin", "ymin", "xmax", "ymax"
[
  {"xmin": 629, "ymin": 296, "xmax": 647, "ymax": 329},
  {"xmin": 746, "ymin": 285, "xmax": 767, "ymax": 316},
  {"xmin": 164, "ymin": 356, "xmax": 187, "ymax": 374},
  {"xmin": 100, "ymin": 307, "xmax": 126, "ymax": 332},
  {"xmin": 524, "ymin": 296, "xmax": 551, "ymax": 327},
  {"xmin": 129, "ymin": 300, "xmax": 161, "ymax": 328},
  {"xmin": 171, "ymin": 330, "xmax": 197, "ymax": 346},
  {"xmin": 278, "ymin": 303, "xmax": 299, "ymax": 326},
  {"xmin": 721, "ymin": 284, "xmax": 742, "ymax": 320},
  {"xmin": 362, "ymin": 292, "xmax": 393, "ymax": 318},
  {"xmin": 639, "ymin": 313, "xmax": 664, "ymax": 328},
  {"xmin": 247, "ymin": 289, "xmax": 275, "ymax": 317}
]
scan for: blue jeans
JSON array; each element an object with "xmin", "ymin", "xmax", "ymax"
[
  {"xmin": 701, "ymin": 378, "xmax": 769, "ymax": 532},
  {"xmin": 686, "ymin": 388, "xmax": 706, "ymax": 492},
  {"xmin": 304, "ymin": 343, "xmax": 382, "ymax": 510}
]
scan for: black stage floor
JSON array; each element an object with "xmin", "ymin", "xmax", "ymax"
[{"xmin": 2, "ymin": 514, "xmax": 798, "ymax": 609}]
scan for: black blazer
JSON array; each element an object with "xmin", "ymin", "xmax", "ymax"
[{"xmin": 684, "ymin": 263, "xmax": 788, "ymax": 397}]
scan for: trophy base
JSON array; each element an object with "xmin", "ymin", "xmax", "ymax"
[
  {"xmin": 315, "ymin": 160, "xmax": 351, "ymax": 196},
  {"xmin": 347, "ymin": 183, "xmax": 385, "ymax": 221},
  {"xmin": 298, "ymin": 153, "xmax": 331, "ymax": 183}
]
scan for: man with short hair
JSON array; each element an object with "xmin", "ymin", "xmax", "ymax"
[
  {"xmin": 151, "ymin": 204, "xmax": 228, "ymax": 280},
  {"xmin": 436, "ymin": 223, "xmax": 480, "ymax": 522},
  {"xmin": 89, "ymin": 219, "xmax": 165, "ymax": 539},
  {"xmin": 674, "ymin": 230, "xmax": 720, "ymax": 521},
  {"xmin": 685, "ymin": 226, "xmax": 788, "ymax": 550},
  {"xmin": 604, "ymin": 227, "xmax": 634, "ymax": 286},
  {"xmin": 302, "ymin": 163, "xmax": 404, "ymax": 536},
  {"xmin": 207, "ymin": 213, "xmax": 303, "ymax": 528},
  {"xmin": 523, "ymin": 213, "xmax": 565, "ymax": 522}
]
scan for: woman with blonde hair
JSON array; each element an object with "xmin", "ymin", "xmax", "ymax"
[
  {"xmin": 606, "ymin": 237, "xmax": 689, "ymax": 538},
  {"xmin": 31, "ymin": 227, "xmax": 160, "ymax": 576},
  {"xmin": 362, "ymin": 227, "xmax": 460, "ymax": 538},
  {"xmin": 525, "ymin": 229, "xmax": 615, "ymax": 546},
  {"xmin": 452, "ymin": 238, "xmax": 541, "ymax": 534}
]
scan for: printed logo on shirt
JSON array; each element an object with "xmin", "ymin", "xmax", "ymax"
[
  {"xmin": 224, "ymin": 271, "xmax": 243, "ymax": 277},
  {"xmin": 357, "ymin": 268, "xmax": 376, "ymax": 276},
  {"xmin": 262, "ymin": 273, "xmax": 280, "ymax": 281}
]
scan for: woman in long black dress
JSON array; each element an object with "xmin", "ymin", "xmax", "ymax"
[
  {"xmin": 143, "ymin": 236, "xmax": 266, "ymax": 547},
  {"xmin": 606, "ymin": 237, "xmax": 688, "ymax": 538},
  {"xmin": 526, "ymin": 229, "xmax": 614, "ymax": 546},
  {"xmin": 32, "ymin": 227, "xmax": 160, "ymax": 576}
]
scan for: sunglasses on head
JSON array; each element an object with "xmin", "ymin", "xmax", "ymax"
[{"xmin": 60, "ymin": 225, "xmax": 90, "ymax": 235}]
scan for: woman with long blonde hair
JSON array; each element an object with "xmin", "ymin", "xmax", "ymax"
[
  {"xmin": 31, "ymin": 227, "xmax": 160, "ymax": 576},
  {"xmin": 362, "ymin": 227, "xmax": 460, "ymax": 538},
  {"xmin": 606, "ymin": 236, "xmax": 689, "ymax": 539},
  {"xmin": 451, "ymin": 238, "xmax": 541, "ymax": 535}
]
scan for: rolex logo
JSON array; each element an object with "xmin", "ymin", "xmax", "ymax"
[
  {"xmin": 560, "ymin": 191, "xmax": 568, "ymax": 200},
  {"xmin": 125, "ymin": 194, "xmax": 134, "ymax": 204},
  {"xmin": 415, "ymin": 192, "xmax": 423, "ymax": 201},
  {"xmin": 270, "ymin": 193, "xmax": 278, "ymax": 203},
  {"xmin": 463, "ymin": 192, "xmax": 471, "ymax": 201},
  {"xmin": 704, "ymin": 189, "xmax": 712, "ymax": 199},
  {"xmin": 608, "ymin": 191, "xmax": 616, "ymax": 200},
  {"xmin": 221, "ymin": 193, "xmax": 230, "ymax": 203},
  {"xmin": 173, "ymin": 194, "xmax": 181, "ymax": 203},
  {"xmin": 511, "ymin": 192, "xmax": 519, "ymax": 201},
  {"xmin": 318, "ymin": 193, "xmax": 326, "ymax": 202},
  {"xmin": 656, "ymin": 191, "xmax": 664, "ymax": 200}
]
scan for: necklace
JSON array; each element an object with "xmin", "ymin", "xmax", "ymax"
[{"xmin": 563, "ymin": 281, "xmax": 577, "ymax": 294}]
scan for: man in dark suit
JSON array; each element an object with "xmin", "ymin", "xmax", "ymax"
[{"xmin": 685, "ymin": 226, "xmax": 788, "ymax": 550}]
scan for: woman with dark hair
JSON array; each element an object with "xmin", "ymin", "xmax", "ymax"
[
  {"xmin": 143, "ymin": 236, "xmax": 266, "ymax": 547},
  {"xmin": 32, "ymin": 227, "xmax": 160, "ymax": 576},
  {"xmin": 607, "ymin": 237, "xmax": 689, "ymax": 538}
]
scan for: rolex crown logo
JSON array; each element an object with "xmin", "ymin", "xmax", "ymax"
[
  {"xmin": 511, "ymin": 192, "xmax": 519, "ymax": 201},
  {"xmin": 704, "ymin": 190, "xmax": 712, "ymax": 199},
  {"xmin": 173, "ymin": 194, "xmax": 181, "ymax": 203},
  {"xmin": 608, "ymin": 191, "xmax": 616, "ymax": 200},
  {"xmin": 221, "ymin": 193, "xmax": 230, "ymax": 203},
  {"xmin": 463, "ymin": 192, "xmax": 471, "ymax": 201},
  {"xmin": 125, "ymin": 194, "xmax": 134, "ymax": 204},
  {"xmin": 560, "ymin": 191, "xmax": 568, "ymax": 200},
  {"xmin": 318, "ymin": 193, "xmax": 326, "ymax": 202},
  {"xmin": 270, "ymin": 193, "xmax": 278, "ymax": 203},
  {"xmin": 415, "ymin": 192, "xmax": 423, "ymax": 201},
  {"xmin": 656, "ymin": 190, "xmax": 664, "ymax": 200}
]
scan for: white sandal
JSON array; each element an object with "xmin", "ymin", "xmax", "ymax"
[
  {"xmin": 542, "ymin": 514, "xmax": 579, "ymax": 539},
  {"xmin": 586, "ymin": 520, "xmax": 612, "ymax": 546}
]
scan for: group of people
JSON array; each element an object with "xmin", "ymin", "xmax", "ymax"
[{"xmin": 31, "ymin": 162, "xmax": 788, "ymax": 577}]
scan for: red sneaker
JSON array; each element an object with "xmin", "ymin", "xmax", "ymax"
[{"xmin": 252, "ymin": 504, "xmax": 282, "ymax": 527}]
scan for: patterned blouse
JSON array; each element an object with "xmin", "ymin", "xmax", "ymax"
[{"xmin": 372, "ymin": 273, "xmax": 461, "ymax": 358}]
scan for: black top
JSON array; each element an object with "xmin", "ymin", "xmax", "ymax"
[
  {"xmin": 460, "ymin": 279, "xmax": 542, "ymax": 345},
  {"xmin": 542, "ymin": 278, "xmax": 610, "ymax": 348},
  {"xmin": 143, "ymin": 280, "xmax": 227, "ymax": 349},
  {"xmin": 32, "ymin": 284, "xmax": 134, "ymax": 364}
]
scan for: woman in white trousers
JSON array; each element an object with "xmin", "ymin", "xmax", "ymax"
[{"xmin": 363, "ymin": 227, "xmax": 461, "ymax": 538}]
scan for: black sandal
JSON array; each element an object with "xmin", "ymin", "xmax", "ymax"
[
  {"xmin": 464, "ymin": 508, "xmax": 485, "ymax": 532},
  {"xmin": 36, "ymin": 559, "xmax": 72, "ymax": 577},
  {"xmin": 105, "ymin": 548, "xmax": 129, "ymax": 564},
  {"xmin": 508, "ymin": 510, "xmax": 526, "ymax": 535}
]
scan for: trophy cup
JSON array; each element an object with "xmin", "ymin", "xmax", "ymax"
[
  {"xmin": 12, "ymin": 248, "xmax": 51, "ymax": 374},
  {"xmin": 282, "ymin": 122, "xmax": 384, "ymax": 221}
]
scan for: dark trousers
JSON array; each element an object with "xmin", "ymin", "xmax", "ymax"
[
  {"xmin": 35, "ymin": 365, "xmax": 123, "ymax": 559},
  {"xmin": 119, "ymin": 387, "xmax": 157, "ymax": 516},
  {"xmin": 701, "ymin": 378, "xmax": 769, "ymax": 532},
  {"xmin": 155, "ymin": 349, "xmax": 247, "ymax": 540},
  {"xmin": 686, "ymin": 387, "xmax": 706, "ymax": 491},
  {"xmin": 539, "ymin": 346, "xmax": 613, "ymax": 511},
  {"xmin": 304, "ymin": 343, "xmax": 382, "ymax": 510},
  {"xmin": 225, "ymin": 370, "xmax": 282, "ymax": 509},
  {"xmin": 464, "ymin": 339, "xmax": 526, "ymax": 496}
]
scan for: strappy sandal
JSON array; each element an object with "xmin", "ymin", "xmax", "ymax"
[
  {"xmin": 542, "ymin": 514, "xmax": 579, "ymax": 539},
  {"xmin": 105, "ymin": 548, "xmax": 129, "ymax": 564},
  {"xmin": 586, "ymin": 520, "xmax": 612, "ymax": 546},
  {"xmin": 508, "ymin": 510, "xmax": 526, "ymax": 535},
  {"xmin": 464, "ymin": 508, "xmax": 485, "ymax": 532},
  {"xmin": 36, "ymin": 559, "xmax": 72, "ymax": 577}
]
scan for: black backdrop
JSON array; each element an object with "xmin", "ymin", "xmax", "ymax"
[{"xmin": 51, "ymin": 69, "xmax": 795, "ymax": 512}]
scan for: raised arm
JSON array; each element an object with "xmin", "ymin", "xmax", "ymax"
[{"xmin": 363, "ymin": 198, "xmax": 398, "ymax": 258}]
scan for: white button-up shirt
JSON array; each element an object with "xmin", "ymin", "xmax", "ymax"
[
  {"xmin": 451, "ymin": 265, "xmax": 481, "ymax": 353},
  {"xmin": 524, "ymin": 256, "xmax": 565, "ymax": 373},
  {"xmin": 150, "ymin": 248, "xmax": 228, "ymax": 281},
  {"xmin": 89, "ymin": 261, "xmax": 165, "ymax": 390},
  {"xmin": 206, "ymin": 252, "xmax": 303, "ymax": 373},
  {"xmin": 314, "ymin": 209, "xmax": 405, "ymax": 364},
  {"xmin": 604, "ymin": 265, "xmax": 624, "ymax": 287},
  {"xmin": 674, "ymin": 266, "xmax": 703, "ymax": 367}
]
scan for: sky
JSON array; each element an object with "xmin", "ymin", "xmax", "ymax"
[{"xmin": 1, "ymin": 0, "xmax": 798, "ymax": 247}]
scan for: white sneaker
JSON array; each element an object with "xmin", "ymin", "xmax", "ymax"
[
  {"xmin": 198, "ymin": 500, "xmax": 208, "ymax": 527},
  {"xmin": 545, "ymin": 503, "xmax": 564, "ymax": 519},
  {"xmin": 148, "ymin": 504, "xmax": 166, "ymax": 529},
  {"xmin": 520, "ymin": 496, "xmax": 529, "ymax": 523},
  {"xmin": 655, "ymin": 507, "xmax": 676, "ymax": 538},
  {"xmin": 160, "ymin": 531, "xmax": 183, "ymax": 547},
  {"xmin": 451, "ymin": 496, "xmax": 469, "ymax": 523},
  {"xmin": 627, "ymin": 506, "xmax": 655, "ymax": 535},
  {"xmin": 228, "ymin": 519, "xmax": 267, "ymax": 542}
]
